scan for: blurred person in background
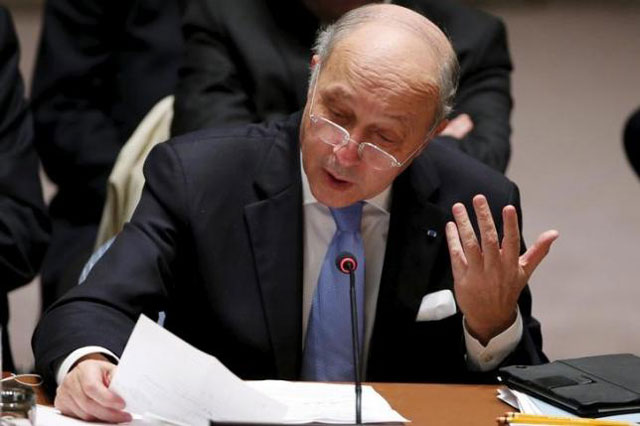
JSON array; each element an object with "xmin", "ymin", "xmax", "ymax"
[
  {"xmin": 0, "ymin": 6, "xmax": 50, "ymax": 372},
  {"xmin": 624, "ymin": 107, "xmax": 640, "ymax": 178},
  {"xmin": 173, "ymin": 0, "xmax": 514, "ymax": 172},
  {"xmin": 30, "ymin": 0, "xmax": 184, "ymax": 310}
]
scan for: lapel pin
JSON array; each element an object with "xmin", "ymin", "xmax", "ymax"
[{"xmin": 426, "ymin": 229, "xmax": 438, "ymax": 239}]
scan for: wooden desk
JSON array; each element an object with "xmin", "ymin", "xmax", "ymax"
[
  {"xmin": 373, "ymin": 383, "xmax": 507, "ymax": 426},
  {"xmin": 4, "ymin": 373, "xmax": 509, "ymax": 425}
]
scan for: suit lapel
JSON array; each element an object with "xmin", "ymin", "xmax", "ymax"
[
  {"xmin": 379, "ymin": 153, "xmax": 451, "ymax": 321},
  {"xmin": 244, "ymin": 119, "xmax": 303, "ymax": 380}
]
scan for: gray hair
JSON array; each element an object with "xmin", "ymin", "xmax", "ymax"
[{"xmin": 309, "ymin": 4, "xmax": 460, "ymax": 127}]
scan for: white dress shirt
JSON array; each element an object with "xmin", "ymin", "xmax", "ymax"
[{"xmin": 57, "ymin": 159, "xmax": 522, "ymax": 383}]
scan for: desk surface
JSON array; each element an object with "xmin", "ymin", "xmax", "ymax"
[
  {"xmin": 373, "ymin": 382, "xmax": 508, "ymax": 425},
  {"xmin": 3, "ymin": 373, "xmax": 509, "ymax": 425}
]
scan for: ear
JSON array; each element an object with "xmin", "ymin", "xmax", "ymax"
[
  {"xmin": 415, "ymin": 119, "xmax": 450, "ymax": 156},
  {"xmin": 434, "ymin": 119, "xmax": 449, "ymax": 136},
  {"xmin": 310, "ymin": 54, "xmax": 321, "ymax": 69}
]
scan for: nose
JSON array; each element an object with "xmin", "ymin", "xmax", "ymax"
[{"xmin": 333, "ymin": 137, "xmax": 360, "ymax": 166}]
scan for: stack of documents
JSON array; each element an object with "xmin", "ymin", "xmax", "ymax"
[
  {"xmin": 497, "ymin": 388, "xmax": 640, "ymax": 425},
  {"xmin": 107, "ymin": 315, "xmax": 407, "ymax": 425}
]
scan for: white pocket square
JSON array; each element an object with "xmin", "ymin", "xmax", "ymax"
[{"xmin": 416, "ymin": 289, "xmax": 457, "ymax": 322}]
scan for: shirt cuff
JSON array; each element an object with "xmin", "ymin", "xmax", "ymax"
[
  {"xmin": 55, "ymin": 346, "xmax": 120, "ymax": 385},
  {"xmin": 463, "ymin": 307, "xmax": 523, "ymax": 372}
]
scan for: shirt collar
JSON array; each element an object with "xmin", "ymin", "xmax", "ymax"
[{"xmin": 300, "ymin": 154, "xmax": 392, "ymax": 214}]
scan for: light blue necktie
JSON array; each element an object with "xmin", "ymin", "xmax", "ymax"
[{"xmin": 301, "ymin": 202, "xmax": 365, "ymax": 381}]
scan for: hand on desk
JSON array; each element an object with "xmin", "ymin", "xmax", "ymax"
[
  {"xmin": 445, "ymin": 195, "xmax": 558, "ymax": 345},
  {"xmin": 55, "ymin": 354, "xmax": 130, "ymax": 423}
]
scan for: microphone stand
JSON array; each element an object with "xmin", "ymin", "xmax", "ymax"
[{"xmin": 347, "ymin": 267, "xmax": 363, "ymax": 425}]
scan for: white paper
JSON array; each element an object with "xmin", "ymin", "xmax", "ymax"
[
  {"xmin": 35, "ymin": 405, "xmax": 190, "ymax": 426},
  {"xmin": 247, "ymin": 381, "xmax": 408, "ymax": 424},
  {"xmin": 110, "ymin": 315, "xmax": 407, "ymax": 425},
  {"xmin": 110, "ymin": 315, "xmax": 287, "ymax": 425},
  {"xmin": 496, "ymin": 388, "xmax": 519, "ymax": 410},
  {"xmin": 36, "ymin": 405, "xmax": 136, "ymax": 426}
]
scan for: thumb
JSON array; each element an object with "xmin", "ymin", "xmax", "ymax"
[{"xmin": 519, "ymin": 230, "xmax": 559, "ymax": 278}]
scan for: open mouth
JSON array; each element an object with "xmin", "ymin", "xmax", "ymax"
[{"xmin": 324, "ymin": 168, "xmax": 353, "ymax": 189}]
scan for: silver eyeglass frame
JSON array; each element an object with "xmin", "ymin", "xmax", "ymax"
[{"xmin": 307, "ymin": 64, "xmax": 436, "ymax": 171}]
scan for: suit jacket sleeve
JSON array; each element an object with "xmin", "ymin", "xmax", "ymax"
[
  {"xmin": 32, "ymin": 143, "xmax": 186, "ymax": 390},
  {"xmin": 0, "ymin": 7, "xmax": 50, "ymax": 293},
  {"xmin": 439, "ymin": 15, "xmax": 513, "ymax": 173},
  {"xmin": 171, "ymin": 0, "xmax": 257, "ymax": 135}
]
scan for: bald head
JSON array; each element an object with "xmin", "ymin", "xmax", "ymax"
[{"xmin": 311, "ymin": 4, "xmax": 459, "ymax": 126}]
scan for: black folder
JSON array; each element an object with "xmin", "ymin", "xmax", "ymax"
[{"xmin": 498, "ymin": 354, "xmax": 640, "ymax": 417}]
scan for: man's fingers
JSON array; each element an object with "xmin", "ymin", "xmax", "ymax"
[
  {"xmin": 55, "ymin": 360, "xmax": 132, "ymax": 424},
  {"xmin": 77, "ymin": 362, "xmax": 125, "ymax": 409},
  {"xmin": 502, "ymin": 205, "xmax": 521, "ymax": 265},
  {"xmin": 60, "ymin": 377, "xmax": 97, "ymax": 422},
  {"xmin": 445, "ymin": 221, "xmax": 467, "ymax": 280},
  {"xmin": 451, "ymin": 203, "xmax": 482, "ymax": 268},
  {"xmin": 472, "ymin": 195, "xmax": 500, "ymax": 266},
  {"xmin": 73, "ymin": 371, "xmax": 131, "ymax": 423},
  {"xmin": 74, "ymin": 390, "xmax": 132, "ymax": 423},
  {"xmin": 55, "ymin": 387, "xmax": 89, "ymax": 421},
  {"xmin": 520, "ymin": 230, "xmax": 559, "ymax": 278}
]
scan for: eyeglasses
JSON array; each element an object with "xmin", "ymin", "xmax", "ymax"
[{"xmin": 307, "ymin": 66, "xmax": 434, "ymax": 171}]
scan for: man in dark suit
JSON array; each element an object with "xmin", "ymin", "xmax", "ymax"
[
  {"xmin": 33, "ymin": 5, "xmax": 556, "ymax": 423},
  {"xmin": 173, "ymin": 0, "xmax": 513, "ymax": 172},
  {"xmin": 30, "ymin": 0, "xmax": 184, "ymax": 311},
  {"xmin": 0, "ymin": 7, "xmax": 50, "ymax": 372}
]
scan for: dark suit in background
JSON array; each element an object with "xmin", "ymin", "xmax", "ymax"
[
  {"xmin": 624, "ymin": 107, "xmax": 640, "ymax": 178},
  {"xmin": 0, "ymin": 7, "xmax": 50, "ymax": 371},
  {"xmin": 172, "ymin": 0, "xmax": 513, "ymax": 171},
  {"xmin": 31, "ymin": 0, "xmax": 184, "ymax": 310},
  {"xmin": 34, "ymin": 114, "xmax": 545, "ymax": 391}
]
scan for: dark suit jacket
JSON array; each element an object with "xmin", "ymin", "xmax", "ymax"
[
  {"xmin": 34, "ymin": 113, "xmax": 545, "ymax": 391},
  {"xmin": 30, "ymin": 0, "xmax": 184, "ymax": 307},
  {"xmin": 0, "ymin": 7, "xmax": 50, "ymax": 371},
  {"xmin": 624, "ymin": 107, "xmax": 640, "ymax": 177},
  {"xmin": 172, "ymin": 0, "xmax": 512, "ymax": 172}
]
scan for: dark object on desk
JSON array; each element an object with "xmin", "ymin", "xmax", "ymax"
[{"xmin": 499, "ymin": 353, "xmax": 640, "ymax": 417}]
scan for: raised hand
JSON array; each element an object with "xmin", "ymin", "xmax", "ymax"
[{"xmin": 445, "ymin": 194, "xmax": 558, "ymax": 345}]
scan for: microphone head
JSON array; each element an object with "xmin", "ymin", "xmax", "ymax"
[{"xmin": 335, "ymin": 252, "xmax": 357, "ymax": 274}]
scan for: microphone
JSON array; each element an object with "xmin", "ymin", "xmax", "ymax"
[
  {"xmin": 335, "ymin": 251, "xmax": 363, "ymax": 425},
  {"xmin": 336, "ymin": 252, "xmax": 357, "ymax": 274}
]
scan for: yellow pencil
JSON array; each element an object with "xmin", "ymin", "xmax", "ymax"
[{"xmin": 497, "ymin": 412, "xmax": 635, "ymax": 426}]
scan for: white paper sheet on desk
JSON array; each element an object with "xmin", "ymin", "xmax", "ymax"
[
  {"xmin": 246, "ymin": 381, "xmax": 408, "ymax": 424},
  {"xmin": 109, "ymin": 315, "xmax": 408, "ymax": 425}
]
